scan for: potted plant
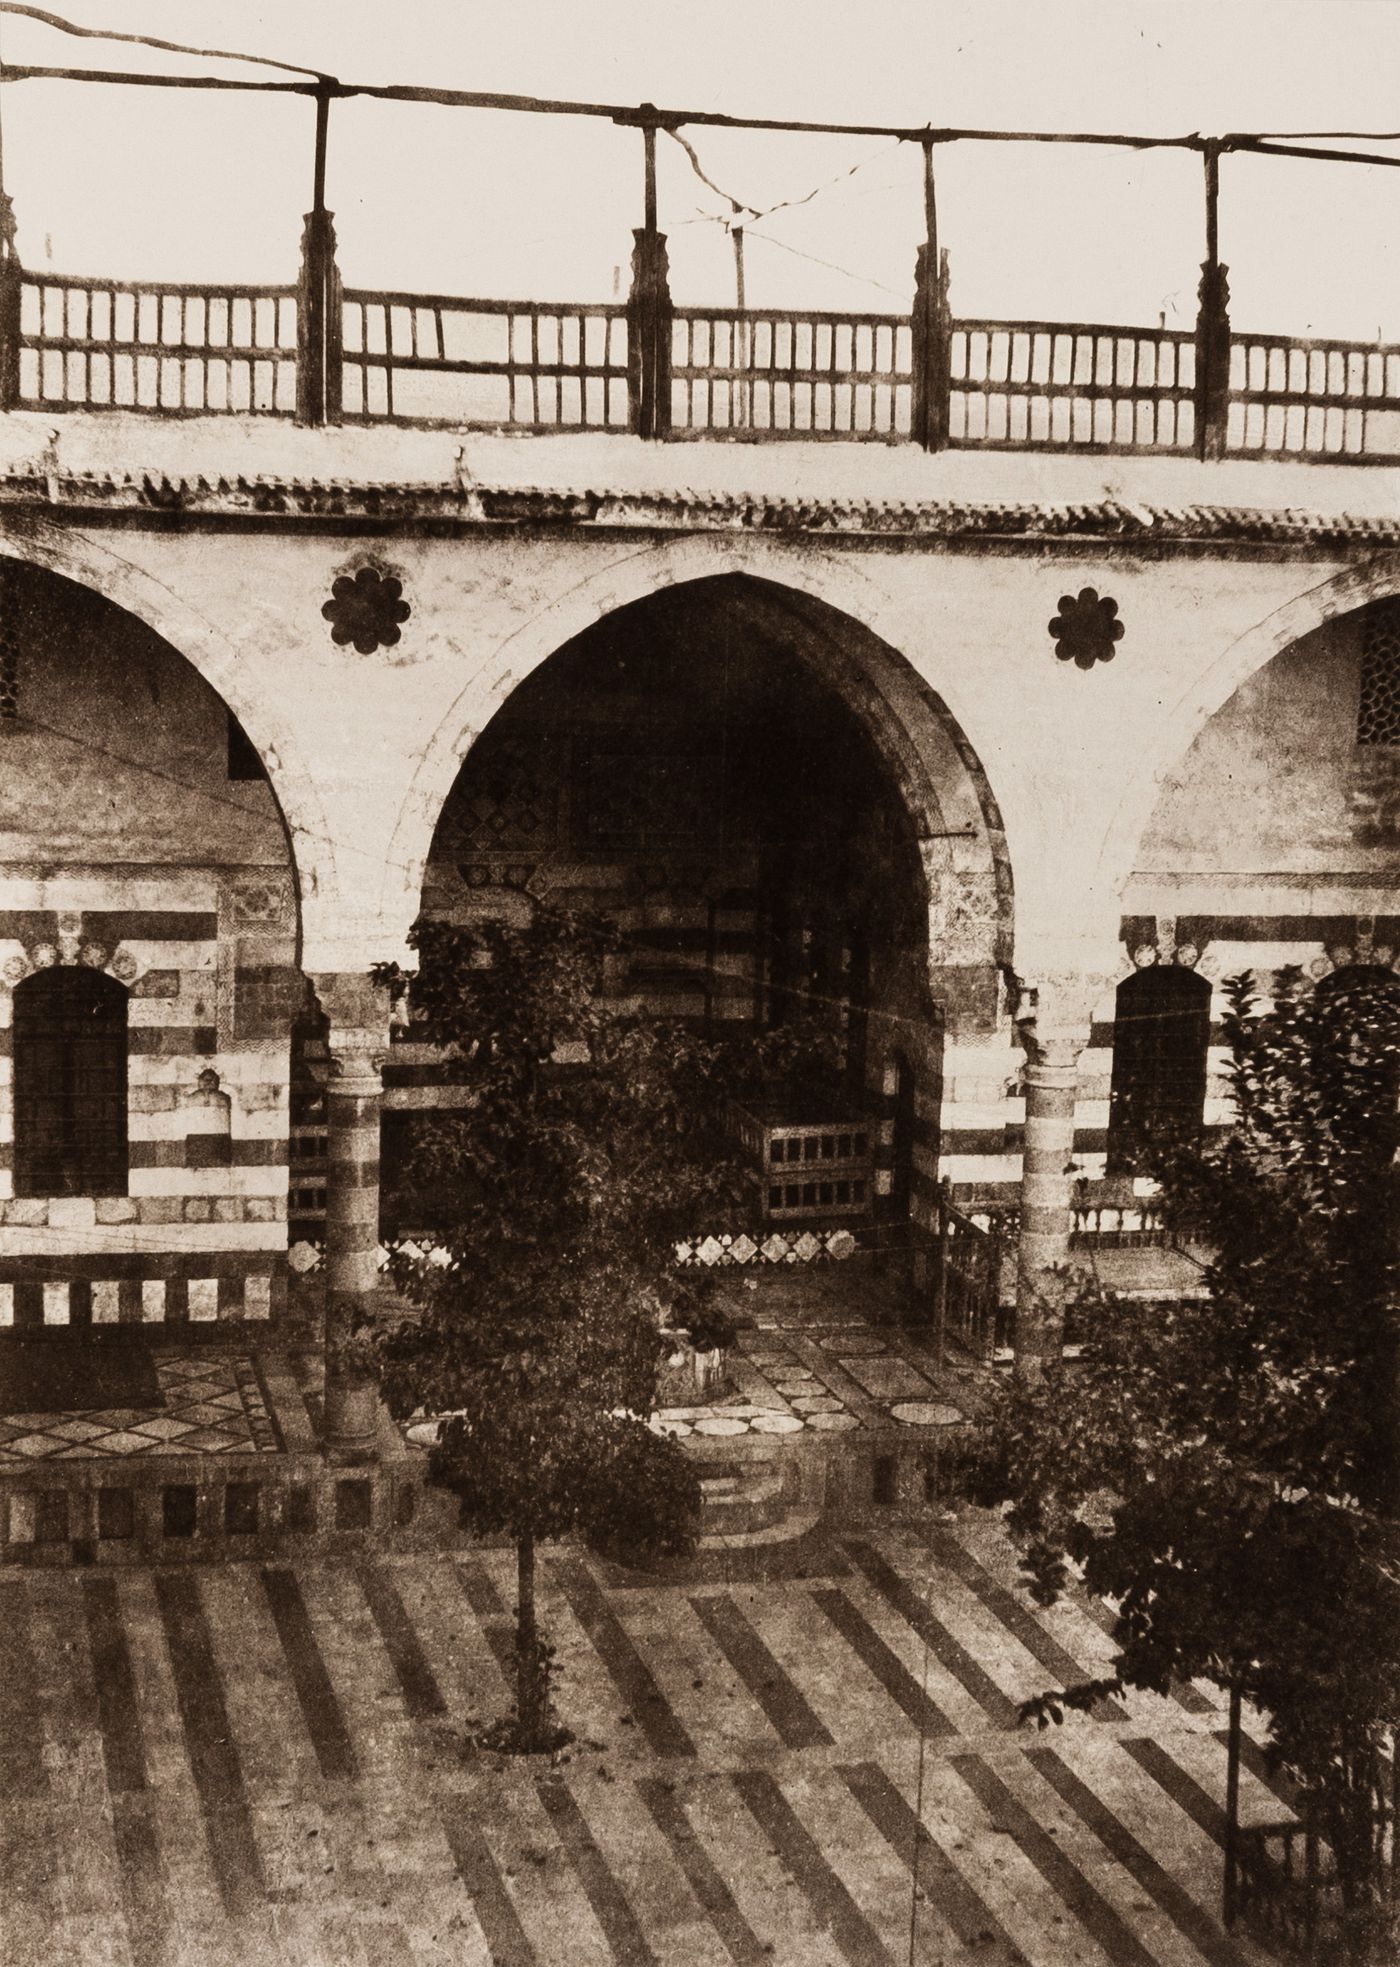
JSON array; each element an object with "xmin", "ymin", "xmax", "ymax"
[{"xmin": 657, "ymin": 1277, "xmax": 739, "ymax": 1402}]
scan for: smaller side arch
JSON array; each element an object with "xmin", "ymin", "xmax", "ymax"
[
  {"xmin": 0, "ymin": 527, "xmax": 329, "ymax": 931},
  {"xmin": 1098, "ymin": 555, "xmax": 1400, "ymax": 917}
]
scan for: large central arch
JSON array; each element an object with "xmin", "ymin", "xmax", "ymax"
[
  {"xmin": 391, "ymin": 548, "xmax": 1014, "ymax": 1019},
  {"xmin": 392, "ymin": 561, "xmax": 1017, "ymax": 1243}
]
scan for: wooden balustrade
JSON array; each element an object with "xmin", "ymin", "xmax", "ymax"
[
  {"xmin": 1229, "ymin": 331, "xmax": 1400, "ymax": 462},
  {"xmin": 14, "ymin": 274, "xmax": 299, "ymax": 415},
  {"xmin": 948, "ymin": 318, "xmax": 1197, "ymax": 453},
  {"xmin": 670, "ymin": 307, "xmax": 912, "ymax": 440},
  {"xmin": 5, "ymin": 240, "xmax": 1400, "ymax": 462},
  {"xmin": 929, "ymin": 1182, "xmax": 1003, "ymax": 1363},
  {"xmin": 341, "ymin": 290, "xmax": 631, "ymax": 429}
]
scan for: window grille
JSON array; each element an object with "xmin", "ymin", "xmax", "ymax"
[
  {"xmin": 1106, "ymin": 964, "xmax": 1211, "ymax": 1175},
  {"xmin": 13, "ymin": 967, "xmax": 129, "ymax": 1196},
  {"xmin": 1357, "ymin": 601, "xmax": 1400, "ymax": 745}
]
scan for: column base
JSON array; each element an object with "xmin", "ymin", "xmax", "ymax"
[{"xmin": 323, "ymin": 1378, "xmax": 381, "ymax": 1463}]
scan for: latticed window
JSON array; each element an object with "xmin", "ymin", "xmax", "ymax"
[
  {"xmin": 13, "ymin": 967, "xmax": 128, "ymax": 1196},
  {"xmin": 1357, "ymin": 601, "xmax": 1400, "ymax": 745},
  {"xmin": 1107, "ymin": 965, "xmax": 1211, "ymax": 1174}
]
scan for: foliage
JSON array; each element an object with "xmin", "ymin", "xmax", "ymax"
[
  {"xmin": 369, "ymin": 900, "xmax": 835, "ymax": 1747},
  {"xmin": 984, "ymin": 968, "xmax": 1400, "ymax": 1951},
  {"xmin": 669, "ymin": 1274, "xmax": 739, "ymax": 1354}
]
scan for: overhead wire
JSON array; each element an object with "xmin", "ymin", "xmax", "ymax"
[
  {"xmin": 0, "ymin": 4, "xmax": 1399, "ymax": 172},
  {"xmin": 0, "ymin": 1, "xmax": 330, "ymax": 80}
]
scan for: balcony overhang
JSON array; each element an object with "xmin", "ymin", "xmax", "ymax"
[{"xmin": 0, "ymin": 410, "xmax": 1397, "ymax": 553}]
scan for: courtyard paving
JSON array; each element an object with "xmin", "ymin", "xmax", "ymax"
[{"xmin": 1, "ymin": 1507, "xmax": 1283, "ymax": 1967}]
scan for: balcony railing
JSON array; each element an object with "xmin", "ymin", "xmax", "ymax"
[
  {"xmin": 340, "ymin": 288, "xmax": 631, "ymax": 428},
  {"xmin": 670, "ymin": 307, "xmax": 913, "ymax": 440},
  {"xmin": 4, "ymin": 236, "xmax": 1399, "ymax": 464},
  {"xmin": 17, "ymin": 274, "xmax": 299, "ymax": 416},
  {"xmin": 949, "ymin": 318, "xmax": 1197, "ymax": 454}
]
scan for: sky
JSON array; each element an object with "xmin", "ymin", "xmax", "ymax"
[{"xmin": 1, "ymin": 1, "xmax": 1399, "ymax": 336}]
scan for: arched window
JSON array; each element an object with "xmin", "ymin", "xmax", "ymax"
[
  {"xmin": 1315, "ymin": 963, "xmax": 1400, "ymax": 1009},
  {"xmin": 13, "ymin": 967, "xmax": 128, "ymax": 1196},
  {"xmin": 1107, "ymin": 964, "xmax": 1212, "ymax": 1174}
]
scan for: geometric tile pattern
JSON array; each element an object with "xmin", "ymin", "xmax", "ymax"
[
  {"xmin": 0, "ymin": 1348, "xmax": 279, "ymax": 1462},
  {"xmin": 653, "ymin": 1271, "xmax": 979, "ymax": 1439},
  {"xmin": 0, "ymin": 1516, "xmax": 1285, "ymax": 1967}
]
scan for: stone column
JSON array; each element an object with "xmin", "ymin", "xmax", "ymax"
[
  {"xmin": 1013, "ymin": 972, "xmax": 1101, "ymax": 1381},
  {"xmin": 311, "ymin": 974, "xmax": 390, "ymax": 1461}
]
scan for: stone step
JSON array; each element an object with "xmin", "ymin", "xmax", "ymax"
[
  {"xmin": 698, "ymin": 1464, "xmax": 789, "ymax": 1537},
  {"xmin": 699, "ymin": 1505, "xmax": 824, "ymax": 1549}
]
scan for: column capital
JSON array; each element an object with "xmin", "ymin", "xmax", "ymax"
[
  {"xmin": 310, "ymin": 969, "xmax": 394, "ymax": 1058},
  {"xmin": 1011, "ymin": 966, "xmax": 1113, "ymax": 1067}
]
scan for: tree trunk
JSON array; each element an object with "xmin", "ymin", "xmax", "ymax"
[{"xmin": 515, "ymin": 1530, "xmax": 548, "ymax": 1746}]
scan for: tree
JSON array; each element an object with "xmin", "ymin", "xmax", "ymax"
[
  {"xmin": 370, "ymin": 900, "xmax": 831, "ymax": 1751},
  {"xmin": 985, "ymin": 967, "xmax": 1400, "ymax": 1958}
]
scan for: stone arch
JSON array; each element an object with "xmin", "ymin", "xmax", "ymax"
[
  {"xmin": 1101, "ymin": 555, "xmax": 1400, "ymax": 911},
  {"xmin": 389, "ymin": 538, "xmax": 1014, "ymax": 1015},
  {"xmin": 0, "ymin": 524, "xmax": 328, "ymax": 929}
]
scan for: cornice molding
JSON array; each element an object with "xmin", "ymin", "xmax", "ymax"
[{"xmin": 0, "ymin": 466, "xmax": 1396, "ymax": 551}]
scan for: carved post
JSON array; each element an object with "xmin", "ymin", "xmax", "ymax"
[
  {"xmin": 911, "ymin": 139, "xmax": 951, "ymax": 452},
  {"xmin": 626, "ymin": 116, "xmax": 673, "ymax": 440},
  {"xmin": 1014, "ymin": 972, "xmax": 1100, "ymax": 1379},
  {"xmin": 1194, "ymin": 143, "xmax": 1231, "ymax": 462},
  {"xmin": 311, "ymin": 973, "xmax": 389, "ymax": 1461},
  {"xmin": 297, "ymin": 87, "xmax": 343, "ymax": 427},
  {"xmin": 0, "ymin": 189, "xmax": 21, "ymax": 412}
]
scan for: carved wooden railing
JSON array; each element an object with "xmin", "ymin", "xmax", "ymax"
[
  {"xmin": 948, "ymin": 318, "xmax": 1196, "ymax": 453},
  {"xmin": 1229, "ymin": 331, "xmax": 1400, "ymax": 463},
  {"xmin": 925, "ymin": 1184, "xmax": 1005, "ymax": 1362},
  {"xmin": 670, "ymin": 307, "xmax": 912, "ymax": 440},
  {"xmin": 7, "ymin": 236, "xmax": 1400, "ymax": 464},
  {"xmin": 15, "ymin": 273, "xmax": 299, "ymax": 415},
  {"xmin": 1235, "ymin": 1820, "xmax": 1327, "ymax": 1956},
  {"xmin": 341, "ymin": 289, "xmax": 630, "ymax": 429}
]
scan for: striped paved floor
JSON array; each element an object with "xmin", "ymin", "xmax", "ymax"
[{"xmin": 0, "ymin": 1511, "xmax": 1281, "ymax": 1967}]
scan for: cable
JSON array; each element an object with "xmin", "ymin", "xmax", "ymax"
[
  {"xmin": 667, "ymin": 125, "xmax": 905, "ymax": 234},
  {"xmin": 740, "ymin": 230, "xmax": 907, "ymax": 300},
  {"xmin": 1, "ymin": 9, "xmax": 1399, "ymax": 172},
  {"xmin": 0, "ymin": 2, "xmax": 331, "ymax": 80}
]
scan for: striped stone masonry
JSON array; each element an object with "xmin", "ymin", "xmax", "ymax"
[
  {"xmin": 1014, "ymin": 1054, "xmax": 1085, "ymax": 1376},
  {"xmin": 0, "ymin": 1256, "xmax": 280, "ymax": 1327},
  {"xmin": 0, "ymin": 1517, "xmax": 1288, "ymax": 1967},
  {"xmin": 936, "ymin": 914, "xmax": 1400, "ymax": 1211},
  {"xmin": 0, "ymin": 885, "xmax": 293, "ymax": 1320}
]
